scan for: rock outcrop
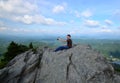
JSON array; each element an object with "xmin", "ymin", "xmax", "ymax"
[{"xmin": 0, "ymin": 45, "xmax": 120, "ymax": 83}]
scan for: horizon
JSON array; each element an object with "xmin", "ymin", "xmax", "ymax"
[
  {"xmin": 0, "ymin": 34, "xmax": 120, "ymax": 40},
  {"xmin": 0, "ymin": 0, "xmax": 120, "ymax": 38}
]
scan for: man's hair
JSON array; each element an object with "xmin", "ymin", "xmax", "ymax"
[{"xmin": 67, "ymin": 34, "xmax": 71, "ymax": 37}]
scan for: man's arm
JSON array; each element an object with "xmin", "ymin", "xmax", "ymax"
[{"xmin": 58, "ymin": 38, "xmax": 67, "ymax": 42}]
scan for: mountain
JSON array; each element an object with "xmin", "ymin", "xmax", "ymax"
[{"xmin": 0, "ymin": 45, "xmax": 120, "ymax": 83}]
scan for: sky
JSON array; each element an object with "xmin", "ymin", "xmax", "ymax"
[{"xmin": 0, "ymin": 0, "xmax": 120, "ymax": 38}]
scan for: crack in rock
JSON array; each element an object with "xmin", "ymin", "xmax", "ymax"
[
  {"xmin": 33, "ymin": 52, "xmax": 43, "ymax": 83},
  {"xmin": 66, "ymin": 53, "xmax": 85, "ymax": 83},
  {"xmin": 66, "ymin": 53, "xmax": 81, "ymax": 80},
  {"xmin": 66, "ymin": 53, "xmax": 73, "ymax": 80}
]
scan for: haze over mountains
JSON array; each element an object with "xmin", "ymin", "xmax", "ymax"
[{"xmin": 0, "ymin": 33, "xmax": 120, "ymax": 40}]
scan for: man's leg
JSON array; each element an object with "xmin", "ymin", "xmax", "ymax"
[
  {"xmin": 55, "ymin": 46, "xmax": 69, "ymax": 52},
  {"xmin": 63, "ymin": 46, "xmax": 69, "ymax": 49},
  {"xmin": 55, "ymin": 46, "xmax": 64, "ymax": 52}
]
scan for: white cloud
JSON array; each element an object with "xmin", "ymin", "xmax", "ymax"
[
  {"xmin": 74, "ymin": 11, "xmax": 81, "ymax": 18},
  {"xmin": 114, "ymin": 9, "xmax": 120, "ymax": 16},
  {"xmin": 0, "ymin": 22, "xmax": 29, "ymax": 33},
  {"xmin": 84, "ymin": 20, "xmax": 100, "ymax": 27},
  {"xmin": 118, "ymin": 27, "xmax": 120, "ymax": 29},
  {"xmin": 13, "ymin": 15, "xmax": 66, "ymax": 25},
  {"xmin": 112, "ymin": 9, "xmax": 120, "ymax": 20},
  {"xmin": 0, "ymin": 0, "xmax": 66, "ymax": 25},
  {"xmin": 0, "ymin": 21, "xmax": 4, "ymax": 26},
  {"xmin": 0, "ymin": 0, "xmax": 37, "ymax": 15},
  {"xmin": 81, "ymin": 10, "xmax": 93, "ymax": 18},
  {"xmin": 0, "ymin": 0, "xmax": 37, "ymax": 24},
  {"xmin": 6, "ymin": 14, "xmax": 66, "ymax": 25},
  {"xmin": 101, "ymin": 25, "xmax": 108, "ymax": 29},
  {"xmin": 74, "ymin": 9, "xmax": 93, "ymax": 18},
  {"xmin": 0, "ymin": 27, "xmax": 7, "ymax": 31},
  {"xmin": 100, "ymin": 29, "xmax": 112, "ymax": 33},
  {"xmin": 69, "ymin": 20, "xmax": 74, "ymax": 24},
  {"xmin": 0, "ymin": 26, "xmax": 64, "ymax": 35},
  {"xmin": 88, "ymin": 28, "xmax": 113, "ymax": 34},
  {"xmin": 12, "ymin": 28, "xmax": 31, "ymax": 33},
  {"xmin": 0, "ymin": 25, "xmax": 46, "ymax": 33},
  {"xmin": 0, "ymin": 21, "xmax": 9, "ymax": 31},
  {"xmin": 53, "ymin": 5, "xmax": 64, "ymax": 13},
  {"xmin": 52, "ymin": 3, "xmax": 67, "ymax": 13},
  {"xmin": 14, "ymin": 15, "xmax": 33, "ymax": 24},
  {"xmin": 104, "ymin": 19, "xmax": 113, "ymax": 25}
]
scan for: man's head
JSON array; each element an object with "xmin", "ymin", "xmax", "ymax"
[{"xmin": 67, "ymin": 34, "xmax": 71, "ymax": 39}]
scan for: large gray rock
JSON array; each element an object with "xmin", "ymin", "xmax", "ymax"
[
  {"xmin": 0, "ymin": 45, "xmax": 120, "ymax": 83},
  {"xmin": 0, "ymin": 49, "xmax": 42, "ymax": 83}
]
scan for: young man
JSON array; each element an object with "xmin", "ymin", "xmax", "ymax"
[{"xmin": 54, "ymin": 34, "xmax": 72, "ymax": 52}]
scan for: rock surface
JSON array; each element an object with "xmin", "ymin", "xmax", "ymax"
[{"xmin": 0, "ymin": 45, "xmax": 120, "ymax": 83}]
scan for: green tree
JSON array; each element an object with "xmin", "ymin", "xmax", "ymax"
[
  {"xmin": 29, "ymin": 42, "xmax": 33, "ymax": 49},
  {"xmin": 0, "ymin": 41, "xmax": 29, "ymax": 68},
  {"xmin": 4, "ymin": 41, "xmax": 19, "ymax": 61}
]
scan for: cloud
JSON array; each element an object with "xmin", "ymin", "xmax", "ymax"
[
  {"xmin": 69, "ymin": 20, "xmax": 75, "ymax": 24},
  {"xmin": 100, "ymin": 29, "xmax": 112, "ymax": 33},
  {"xmin": 0, "ymin": 27, "xmax": 7, "ymax": 31},
  {"xmin": 52, "ymin": 3, "xmax": 67, "ymax": 13},
  {"xmin": 0, "ymin": 28, "xmax": 45, "ymax": 35},
  {"xmin": 81, "ymin": 10, "xmax": 93, "ymax": 18},
  {"xmin": 0, "ymin": 0, "xmax": 37, "ymax": 23},
  {"xmin": 84, "ymin": 20, "xmax": 100, "ymax": 27},
  {"xmin": 117, "ymin": 27, "xmax": 120, "ymax": 30},
  {"xmin": 74, "ymin": 11, "xmax": 81, "ymax": 18},
  {"xmin": 104, "ymin": 19, "xmax": 113, "ymax": 25},
  {"xmin": 112, "ymin": 9, "xmax": 120, "ymax": 20},
  {"xmin": 0, "ymin": 0, "xmax": 37, "ymax": 15},
  {"xmin": 0, "ymin": 21, "xmax": 4, "ymax": 26},
  {"xmin": 0, "ymin": 21, "xmax": 8, "ymax": 31},
  {"xmin": 114, "ymin": 9, "xmax": 120, "ymax": 16},
  {"xmin": 13, "ymin": 15, "xmax": 66, "ymax": 25},
  {"xmin": 87, "ymin": 28, "xmax": 113, "ymax": 34},
  {"xmin": 0, "ymin": 0, "xmax": 66, "ymax": 25},
  {"xmin": 74, "ymin": 9, "xmax": 93, "ymax": 18},
  {"xmin": 0, "ymin": 25, "xmax": 46, "ymax": 34},
  {"xmin": 14, "ymin": 15, "xmax": 33, "ymax": 24},
  {"xmin": 53, "ymin": 5, "xmax": 65, "ymax": 13},
  {"xmin": 12, "ymin": 28, "xmax": 31, "ymax": 33},
  {"xmin": 101, "ymin": 25, "xmax": 108, "ymax": 29}
]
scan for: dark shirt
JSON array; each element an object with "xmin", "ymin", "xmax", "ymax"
[{"xmin": 67, "ymin": 39, "xmax": 72, "ymax": 48}]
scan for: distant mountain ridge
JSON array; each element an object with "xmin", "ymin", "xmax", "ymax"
[{"xmin": 0, "ymin": 34, "xmax": 120, "ymax": 40}]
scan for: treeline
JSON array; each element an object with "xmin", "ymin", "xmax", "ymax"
[
  {"xmin": 0, "ymin": 41, "xmax": 34, "ymax": 69},
  {"xmin": 110, "ymin": 50, "xmax": 120, "ymax": 59}
]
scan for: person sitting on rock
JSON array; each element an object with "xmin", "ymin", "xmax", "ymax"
[{"xmin": 54, "ymin": 34, "xmax": 72, "ymax": 52}]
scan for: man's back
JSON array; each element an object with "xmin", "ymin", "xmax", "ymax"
[{"xmin": 67, "ymin": 39, "xmax": 72, "ymax": 48}]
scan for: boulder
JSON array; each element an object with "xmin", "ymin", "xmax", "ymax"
[{"xmin": 0, "ymin": 45, "xmax": 120, "ymax": 83}]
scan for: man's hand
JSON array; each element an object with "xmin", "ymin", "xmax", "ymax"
[
  {"xmin": 57, "ymin": 38, "xmax": 66, "ymax": 42},
  {"xmin": 57, "ymin": 38, "xmax": 60, "ymax": 40}
]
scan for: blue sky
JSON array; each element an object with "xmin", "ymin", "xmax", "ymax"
[{"xmin": 0, "ymin": 0, "xmax": 120, "ymax": 37}]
